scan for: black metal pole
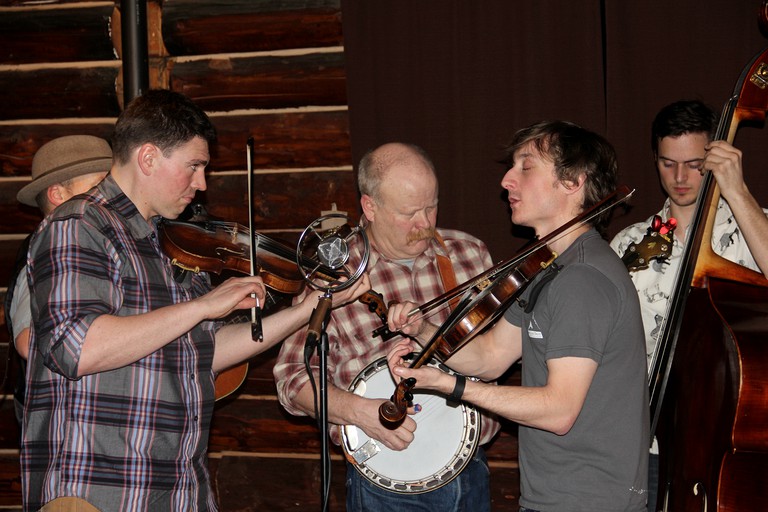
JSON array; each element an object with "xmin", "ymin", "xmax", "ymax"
[{"xmin": 121, "ymin": 0, "xmax": 149, "ymax": 104}]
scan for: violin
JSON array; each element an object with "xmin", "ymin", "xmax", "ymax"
[
  {"xmin": 158, "ymin": 216, "xmax": 394, "ymax": 335},
  {"xmin": 378, "ymin": 185, "xmax": 633, "ymax": 427},
  {"xmin": 159, "ymin": 218, "xmax": 308, "ymax": 295},
  {"xmin": 158, "ymin": 216, "xmax": 308, "ymax": 399}
]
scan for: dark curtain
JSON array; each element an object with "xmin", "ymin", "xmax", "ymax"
[{"xmin": 341, "ymin": 0, "xmax": 768, "ymax": 261}]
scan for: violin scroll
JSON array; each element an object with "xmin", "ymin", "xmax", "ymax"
[
  {"xmin": 378, "ymin": 377, "xmax": 416, "ymax": 428},
  {"xmin": 359, "ymin": 290, "xmax": 400, "ymax": 341}
]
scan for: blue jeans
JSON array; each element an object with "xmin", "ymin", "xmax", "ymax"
[{"xmin": 346, "ymin": 448, "xmax": 491, "ymax": 512}]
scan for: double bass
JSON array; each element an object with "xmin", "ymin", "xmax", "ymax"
[{"xmin": 651, "ymin": 45, "xmax": 768, "ymax": 511}]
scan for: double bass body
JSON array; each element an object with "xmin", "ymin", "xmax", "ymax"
[
  {"xmin": 652, "ymin": 43, "xmax": 768, "ymax": 511},
  {"xmin": 656, "ymin": 277, "xmax": 768, "ymax": 510}
]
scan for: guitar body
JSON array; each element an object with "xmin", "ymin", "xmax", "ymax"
[{"xmin": 215, "ymin": 363, "xmax": 249, "ymax": 401}]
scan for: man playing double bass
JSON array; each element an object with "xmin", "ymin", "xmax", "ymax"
[
  {"xmin": 610, "ymin": 99, "xmax": 768, "ymax": 511},
  {"xmin": 611, "ymin": 99, "xmax": 768, "ymax": 365},
  {"xmin": 388, "ymin": 121, "xmax": 649, "ymax": 511}
]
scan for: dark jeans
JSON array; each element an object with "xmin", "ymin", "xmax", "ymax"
[
  {"xmin": 346, "ymin": 448, "xmax": 490, "ymax": 512},
  {"xmin": 648, "ymin": 452, "xmax": 659, "ymax": 512}
]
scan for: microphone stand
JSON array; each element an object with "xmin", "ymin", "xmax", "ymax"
[
  {"xmin": 305, "ymin": 291, "xmax": 333, "ymax": 512},
  {"xmin": 295, "ymin": 212, "xmax": 369, "ymax": 511}
]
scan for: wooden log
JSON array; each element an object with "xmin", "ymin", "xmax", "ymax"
[
  {"xmin": 212, "ymin": 455, "xmax": 346, "ymax": 511},
  {"xmin": 209, "ymin": 109, "xmax": 352, "ymax": 171},
  {"xmin": 0, "ymin": 3, "xmax": 115, "ymax": 65},
  {"xmin": 202, "ymin": 170, "xmax": 358, "ymax": 231},
  {"xmin": 171, "ymin": 51, "xmax": 347, "ymax": 112},
  {"xmin": 0, "ymin": 168, "xmax": 357, "ymax": 238},
  {"xmin": 0, "ymin": 108, "xmax": 350, "ymax": 178},
  {"xmin": 0, "ymin": 123, "xmax": 115, "ymax": 178},
  {"xmin": 162, "ymin": 0, "xmax": 343, "ymax": 56},
  {"xmin": 0, "ymin": 107, "xmax": 353, "ymax": 241},
  {"xmin": 210, "ymin": 397, "xmax": 320, "ymax": 454},
  {"xmin": 0, "ymin": 452, "xmax": 21, "ymax": 508},
  {"xmin": 0, "ymin": 65, "xmax": 121, "ymax": 120}
]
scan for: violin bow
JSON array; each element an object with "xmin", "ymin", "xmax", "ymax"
[{"xmin": 247, "ymin": 137, "xmax": 264, "ymax": 341}]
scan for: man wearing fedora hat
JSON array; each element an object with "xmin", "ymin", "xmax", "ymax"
[
  {"xmin": 19, "ymin": 89, "xmax": 369, "ymax": 511},
  {"xmin": 4, "ymin": 135, "xmax": 110, "ymax": 424}
]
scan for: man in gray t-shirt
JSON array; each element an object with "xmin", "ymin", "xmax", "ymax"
[
  {"xmin": 386, "ymin": 121, "xmax": 649, "ymax": 511},
  {"xmin": 504, "ymin": 230, "xmax": 648, "ymax": 510}
]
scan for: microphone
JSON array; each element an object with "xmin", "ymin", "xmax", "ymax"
[
  {"xmin": 296, "ymin": 213, "xmax": 369, "ymax": 294},
  {"xmin": 316, "ymin": 234, "xmax": 350, "ymax": 270}
]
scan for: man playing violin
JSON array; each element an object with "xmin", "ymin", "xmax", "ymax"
[
  {"xmin": 610, "ymin": 99, "xmax": 768, "ymax": 512},
  {"xmin": 387, "ymin": 122, "xmax": 649, "ymax": 511},
  {"xmin": 274, "ymin": 142, "xmax": 500, "ymax": 511},
  {"xmin": 20, "ymin": 89, "xmax": 369, "ymax": 512}
]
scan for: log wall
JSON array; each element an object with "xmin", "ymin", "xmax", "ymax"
[{"xmin": 0, "ymin": 0, "xmax": 520, "ymax": 509}]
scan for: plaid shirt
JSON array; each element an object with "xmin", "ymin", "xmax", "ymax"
[
  {"xmin": 274, "ymin": 227, "xmax": 500, "ymax": 445},
  {"xmin": 21, "ymin": 175, "xmax": 219, "ymax": 511}
]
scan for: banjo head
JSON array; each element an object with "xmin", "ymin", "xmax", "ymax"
[{"xmin": 341, "ymin": 356, "xmax": 480, "ymax": 494}]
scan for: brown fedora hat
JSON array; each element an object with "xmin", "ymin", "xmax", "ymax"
[{"xmin": 17, "ymin": 135, "xmax": 113, "ymax": 207}]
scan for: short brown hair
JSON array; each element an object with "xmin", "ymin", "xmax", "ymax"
[{"xmin": 501, "ymin": 120, "xmax": 618, "ymax": 229}]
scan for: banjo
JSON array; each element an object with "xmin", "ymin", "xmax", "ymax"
[{"xmin": 341, "ymin": 355, "xmax": 480, "ymax": 494}]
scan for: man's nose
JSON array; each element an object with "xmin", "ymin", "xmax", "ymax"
[
  {"xmin": 674, "ymin": 164, "xmax": 688, "ymax": 183},
  {"xmin": 501, "ymin": 167, "xmax": 517, "ymax": 190},
  {"xmin": 193, "ymin": 172, "xmax": 207, "ymax": 191}
]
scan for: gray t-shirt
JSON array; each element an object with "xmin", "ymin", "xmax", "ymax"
[{"xmin": 505, "ymin": 229, "xmax": 649, "ymax": 511}]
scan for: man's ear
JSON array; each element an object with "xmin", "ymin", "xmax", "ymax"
[
  {"xmin": 137, "ymin": 143, "xmax": 159, "ymax": 176},
  {"xmin": 46, "ymin": 184, "xmax": 65, "ymax": 208},
  {"xmin": 361, "ymin": 194, "xmax": 376, "ymax": 221},
  {"xmin": 563, "ymin": 173, "xmax": 587, "ymax": 195}
]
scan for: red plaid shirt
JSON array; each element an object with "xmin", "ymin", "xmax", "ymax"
[{"xmin": 274, "ymin": 228, "xmax": 500, "ymax": 445}]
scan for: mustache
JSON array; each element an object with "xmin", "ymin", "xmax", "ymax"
[{"xmin": 406, "ymin": 227, "xmax": 436, "ymax": 243}]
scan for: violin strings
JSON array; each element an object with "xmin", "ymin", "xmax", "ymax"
[{"xmin": 209, "ymin": 219, "xmax": 344, "ymax": 283}]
